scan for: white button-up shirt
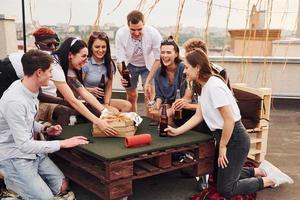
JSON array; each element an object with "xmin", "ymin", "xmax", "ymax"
[{"xmin": 115, "ymin": 25, "xmax": 162, "ymax": 70}]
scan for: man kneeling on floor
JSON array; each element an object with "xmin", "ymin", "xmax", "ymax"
[{"xmin": 0, "ymin": 50, "xmax": 89, "ymax": 200}]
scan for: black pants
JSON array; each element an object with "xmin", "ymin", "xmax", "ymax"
[
  {"xmin": 213, "ymin": 120, "xmax": 264, "ymax": 198},
  {"xmin": 0, "ymin": 58, "xmax": 19, "ymax": 98}
]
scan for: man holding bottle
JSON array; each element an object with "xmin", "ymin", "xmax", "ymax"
[{"xmin": 115, "ymin": 10, "xmax": 162, "ymax": 112}]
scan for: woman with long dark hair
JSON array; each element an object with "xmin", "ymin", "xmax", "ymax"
[
  {"xmin": 152, "ymin": 36, "xmax": 184, "ymax": 110},
  {"xmin": 82, "ymin": 31, "xmax": 131, "ymax": 112},
  {"xmin": 50, "ymin": 37, "xmax": 117, "ymax": 136},
  {"xmin": 165, "ymin": 48, "xmax": 293, "ymax": 198},
  {"xmin": 147, "ymin": 36, "xmax": 185, "ymax": 123}
]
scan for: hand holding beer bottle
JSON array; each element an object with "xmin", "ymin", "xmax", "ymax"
[
  {"xmin": 121, "ymin": 61, "xmax": 131, "ymax": 88},
  {"xmin": 174, "ymin": 89, "xmax": 182, "ymax": 120},
  {"xmin": 97, "ymin": 74, "xmax": 105, "ymax": 104}
]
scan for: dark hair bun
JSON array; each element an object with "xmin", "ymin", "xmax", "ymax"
[{"xmin": 168, "ymin": 35, "xmax": 174, "ymax": 40}]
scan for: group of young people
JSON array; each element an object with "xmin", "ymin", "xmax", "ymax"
[{"xmin": 0, "ymin": 9, "xmax": 293, "ymax": 200}]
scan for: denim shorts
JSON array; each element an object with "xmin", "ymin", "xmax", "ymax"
[
  {"xmin": 0, "ymin": 154, "xmax": 64, "ymax": 200},
  {"xmin": 127, "ymin": 63, "xmax": 149, "ymax": 89}
]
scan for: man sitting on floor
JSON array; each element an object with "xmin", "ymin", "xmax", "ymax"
[{"xmin": 0, "ymin": 50, "xmax": 89, "ymax": 199}]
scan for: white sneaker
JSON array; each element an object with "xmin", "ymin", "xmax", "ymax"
[
  {"xmin": 55, "ymin": 191, "xmax": 76, "ymax": 200},
  {"xmin": 259, "ymin": 160, "xmax": 273, "ymax": 176},
  {"xmin": 259, "ymin": 160, "xmax": 294, "ymax": 187}
]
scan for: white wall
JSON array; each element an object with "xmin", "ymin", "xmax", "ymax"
[
  {"xmin": 272, "ymin": 42, "xmax": 300, "ymax": 57},
  {"xmin": 0, "ymin": 15, "xmax": 17, "ymax": 58},
  {"xmin": 210, "ymin": 56, "xmax": 300, "ymax": 98}
]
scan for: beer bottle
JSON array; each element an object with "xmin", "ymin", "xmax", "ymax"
[
  {"xmin": 159, "ymin": 104, "xmax": 168, "ymax": 137},
  {"xmin": 121, "ymin": 61, "xmax": 131, "ymax": 87},
  {"xmin": 174, "ymin": 89, "xmax": 182, "ymax": 120},
  {"xmin": 97, "ymin": 74, "xmax": 105, "ymax": 104}
]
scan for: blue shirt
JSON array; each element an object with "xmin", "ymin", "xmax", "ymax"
[
  {"xmin": 82, "ymin": 57, "xmax": 108, "ymax": 87},
  {"xmin": 154, "ymin": 62, "xmax": 185, "ymax": 103}
]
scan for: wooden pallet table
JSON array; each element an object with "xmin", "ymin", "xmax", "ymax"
[{"xmin": 51, "ymin": 118, "xmax": 214, "ymax": 200}]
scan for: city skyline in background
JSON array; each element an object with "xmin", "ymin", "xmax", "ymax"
[{"xmin": 0, "ymin": 0, "xmax": 299, "ymax": 31}]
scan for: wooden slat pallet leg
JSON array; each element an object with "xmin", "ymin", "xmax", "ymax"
[
  {"xmin": 105, "ymin": 161, "xmax": 133, "ymax": 181},
  {"xmin": 104, "ymin": 179, "xmax": 132, "ymax": 200},
  {"xmin": 152, "ymin": 154, "xmax": 172, "ymax": 169},
  {"xmin": 248, "ymin": 128, "xmax": 269, "ymax": 162},
  {"xmin": 194, "ymin": 158, "xmax": 214, "ymax": 177},
  {"xmin": 196, "ymin": 140, "xmax": 215, "ymax": 159}
]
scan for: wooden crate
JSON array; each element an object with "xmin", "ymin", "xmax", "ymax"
[
  {"xmin": 51, "ymin": 140, "xmax": 214, "ymax": 200},
  {"xmin": 232, "ymin": 83, "xmax": 271, "ymax": 162}
]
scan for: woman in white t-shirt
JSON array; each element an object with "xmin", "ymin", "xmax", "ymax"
[
  {"xmin": 51, "ymin": 37, "xmax": 117, "ymax": 136},
  {"xmin": 165, "ymin": 49, "xmax": 293, "ymax": 198}
]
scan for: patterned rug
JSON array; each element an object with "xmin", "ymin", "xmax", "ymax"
[{"xmin": 191, "ymin": 159, "xmax": 258, "ymax": 200}]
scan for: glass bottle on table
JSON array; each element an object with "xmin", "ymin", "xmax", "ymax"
[
  {"xmin": 159, "ymin": 103, "xmax": 168, "ymax": 137},
  {"xmin": 147, "ymin": 100, "xmax": 158, "ymax": 126},
  {"xmin": 97, "ymin": 74, "xmax": 105, "ymax": 104},
  {"xmin": 122, "ymin": 61, "xmax": 131, "ymax": 87},
  {"xmin": 174, "ymin": 89, "xmax": 182, "ymax": 120}
]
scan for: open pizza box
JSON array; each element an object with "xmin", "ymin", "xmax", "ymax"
[{"xmin": 92, "ymin": 112, "xmax": 143, "ymax": 137}]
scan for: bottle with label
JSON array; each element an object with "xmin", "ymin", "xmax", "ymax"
[
  {"xmin": 69, "ymin": 115, "xmax": 77, "ymax": 126},
  {"xmin": 174, "ymin": 89, "xmax": 182, "ymax": 120},
  {"xmin": 121, "ymin": 61, "xmax": 131, "ymax": 87},
  {"xmin": 159, "ymin": 104, "xmax": 168, "ymax": 137},
  {"xmin": 98, "ymin": 74, "xmax": 105, "ymax": 104}
]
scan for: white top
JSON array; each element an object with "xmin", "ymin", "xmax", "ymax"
[
  {"xmin": 129, "ymin": 38, "xmax": 145, "ymax": 66},
  {"xmin": 115, "ymin": 25, "xmax": 162, "ymax": 70},
  {"xmin": 51, "ymin": 59, "xmax": 66, "ymax": 83},
  {"xmin": 7, "ymin": 52, "xmax": 57, "ymax": 97},
  {"xmin": 198, "ymin": 76, "xmax": 241, "ymax": 131},
  {"xmin": 41, "ymin": 57, "xmax": 65, "ymax": 97},
  {"xmin": 8, "ymin": 52, "xmax": 24, "ymax": 78},
  {"xmin": 67, "ymin": 68, "xmax": 77, "ymax": 78},
  {"xmin": 41, "ymin": 80, "xmax": 57, "ymax": 97}
]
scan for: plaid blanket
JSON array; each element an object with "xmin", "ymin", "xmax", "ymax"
[{"xmin": 191, "ymin": 159, "xmax": 258, "ymax": 200}]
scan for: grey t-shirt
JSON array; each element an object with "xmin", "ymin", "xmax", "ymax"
[{"xmin": 0, "ymin": 80, "xmax": 60, "ymax": 161}]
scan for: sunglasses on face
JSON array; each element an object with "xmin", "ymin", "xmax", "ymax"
[
  {"xmin": 91, "ymin": 31, "xmax": 108, "ymax": 39},
  {"xmin": 39, "ymin": 41, "xmax": 60, "ymax": 48}
]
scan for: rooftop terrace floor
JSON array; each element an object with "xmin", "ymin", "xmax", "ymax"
[{"xmin": 73, "ymin": 99, "xmax": 300, "ymax": 200}]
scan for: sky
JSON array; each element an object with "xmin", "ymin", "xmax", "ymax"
[{"xmin": 0, "ymin": 0, "xmax": 298, "ymax": 30}]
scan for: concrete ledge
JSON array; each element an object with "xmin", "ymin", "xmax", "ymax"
[
  {"xmin": 112, "ymin": 90, "xmax": 145, "ymax": 103},
  {"xmin": 209, "ymin": 55, "xmax": 300, "ymax": 64},
  {"xmin": 272, "ymin": 98, "xmax": 300, "ymax": 110}
]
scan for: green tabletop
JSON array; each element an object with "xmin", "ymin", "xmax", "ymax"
[{"xmin": 58, "ymin": 117, "xmax": 213, "ymax": 161}]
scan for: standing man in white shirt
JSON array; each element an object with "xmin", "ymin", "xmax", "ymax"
[{"xmin": 115, "ymin": 10, "xmax": 162, "ymax": 112}]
